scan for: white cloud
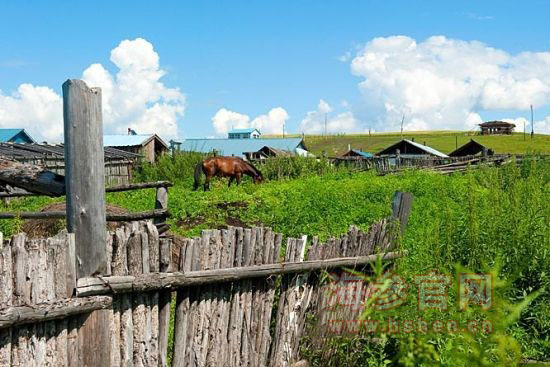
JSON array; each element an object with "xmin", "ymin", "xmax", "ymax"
[
  {"xmin": 211, "ymin": 107, "xmax": 289, "ymax": 135},
  {"xmin": 299, "ymin": 99, "xmax": 360, "ymax": 134},
  {"xmin": 0, "ymin": 84, "xmax": 63, "ymax": 142},
  {"xmin": 350, "ymin": 35, "xmax": 550, "ymax": 132},
  {"xmin": 212, "ymin": 108, "xmax": 250, "ymax": 135},
  {"xmin": 0, "ymin": 38, "xmax": 184, "ymax": 142},
  {"xmin": 250, "ymin": 107, "xmax": 289, "ymax": 134}
]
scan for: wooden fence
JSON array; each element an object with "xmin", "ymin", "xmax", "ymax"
[
  {"xmin": 0, "ymin": 79, "xmax": 413, "ymax": 366},
  {"xmin": 0, "ymin": 195, "xmax": 410, "ymax": 366}
]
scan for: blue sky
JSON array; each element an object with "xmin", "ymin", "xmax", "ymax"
[{"xmin": 1, "ymin": 1, "xmax": 550, "ymax": 141}]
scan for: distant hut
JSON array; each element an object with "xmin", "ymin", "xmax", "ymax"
[
  {"xmin": 449, "ymin": 139, "xmax": 493, "ymax": 157},
  {"xmin": 376, "ymin": 139, "xmax": 448, "ymax": 158},
  {"xmin": 341, "ymin": 149, "xmax": 373, "ymax": 158},
  {"xmin": 478, "ymin": 121, "xmax": 515, "ymax": 135},
  {"xmin": 244, "ymin": 146, "xmax": 293, "ymax": 160},
  {"xmin": 228, "ymin": 128, "xmax": 261, "ymax": 139},
  {"xmin": 103, "ymin": 133, "xmax": 168, "ymax": 163},
  {"xmin": 0, "ymin": 129, "xmax": 35, "ymax": 144}
]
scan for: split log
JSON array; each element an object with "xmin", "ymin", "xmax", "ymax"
[
  {"xmin": 0, "ymin": 157, "xmax": 65, "ymax": 196},
  {"xmin": 0, "ymin": 208, "xmax": 169, "ymax": 221},
  {"xmin": 76, "ymin": 251, "xmax": 407, "ymax": 296},
  {"xmin": 0, "ymin": 296, "xmax": 113, "ymax": 329}
]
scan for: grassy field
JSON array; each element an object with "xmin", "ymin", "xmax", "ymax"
[
  {"xmin": 271, "ymin": 131, "xmax": 550, "ymax": 156},
  {"xmin": 0, "ymin": 155, "xmax": 548, "ymax": 366}
]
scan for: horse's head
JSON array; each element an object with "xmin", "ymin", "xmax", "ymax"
[{"xmin": 253, "ymin": 171, "xmax": 264, "ymax": 184}]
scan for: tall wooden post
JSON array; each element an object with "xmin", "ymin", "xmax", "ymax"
[{"xmin": 63, "ymin": 79, "xmax": 111, "ymax": 366}]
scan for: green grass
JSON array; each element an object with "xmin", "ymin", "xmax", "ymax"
[
  {"xmin": 271, "ymin": 131, "xmax": 550, "ymax": 156},
  {"xmin": 0, "ymin": 156, "xmax": 548, "ymax": 365}
]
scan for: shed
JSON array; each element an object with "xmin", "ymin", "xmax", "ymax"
[
  {"xmin": 228, "ymin": 128, "xmax": 261, "ymax": 139},
  {"xmin": 103, "ymin": 134, "xmax": 169, "ymax": 163},
  {"xmin": 182, "ymin": 138, "xmax": 309, "ymax": 159},
  {"xmin": 244, "ymin": 146, "xmax": 293, "ymax": 160},
  {"xmin": 0, "ymin": 129, "xmax": 35, "ymax": 144},
  {"xmin": 479, "ymin": 121, "xmax": 515, "ymax": 135},
  {"xmin": 341, "ymin": 149, "xmax": 373, "ymax": 158},
  {"xmin": 0, "ymin": 143, "xmax": 140, "ymax": 185},
  {"xmin": 449, "ymin": 139, "xmax": 493, "ymax": 157},
  {"xmin": 376, "ymin": 139, "xmax": 448, "ymax": 158}
]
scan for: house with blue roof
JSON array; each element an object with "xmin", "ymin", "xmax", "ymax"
[
  {"xmin": 0, "ymin": 129, "xmax": 35, "ymax": 144},
  {"xmin": 103, "ymin": 132, "xmax": 168, "ymax": 163},
  {"xmin": 182, "ymin": 127, "xmax": 310, "ymax": 159},
  {"xmin": 228, "ymin": 128, "xmax": 261, "ymax": 139}
]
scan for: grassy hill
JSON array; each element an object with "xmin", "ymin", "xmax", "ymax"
[{"xmin": 272, "ymin": 131, "xmax": 550, "ymax": 156}]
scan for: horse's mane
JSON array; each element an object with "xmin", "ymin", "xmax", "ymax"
[{"xmin": 244, "ymin": 161, "xmax": 262, "ymax": 177}]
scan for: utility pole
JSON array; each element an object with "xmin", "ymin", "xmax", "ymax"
[
  {"xmin": 400, "ymin": 114, "xmax": 405, "ymax": 140},
  {"xmin": 531, "ymin": 104, "xmax": 534, "ymax": 138},
  {"xmin": 324, "ymin": 113, "xmax": 327, "ymax": 140},
  {"xmin": 282, "ymin": 122, "xmax": 285, "ymax": 138}
]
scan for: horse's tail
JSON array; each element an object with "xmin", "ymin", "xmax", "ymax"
[{"xmin": 193, "ymin": 162, "xmax": 203, "ymax": 190}]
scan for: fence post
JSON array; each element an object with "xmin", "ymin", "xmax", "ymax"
[
  {"xmin": 63, "ymin": 79, "xmax": 111, "ymax": 366},
  {"xmin": 391, "ymin": 191, "xmax": 414, "ymax": 235},
  {"xmin": 154, "ymin": 186, "xmax": 168, "ymax": 225}
]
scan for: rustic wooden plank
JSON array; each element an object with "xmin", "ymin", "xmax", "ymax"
[
  {"xmin": 0, "ymin": 157, "xmax": 65, "ymax": 196},
  {"xmin": 158, "ymin": 238, "xmax": 172, "ymax": 367},
  {"xmin": 227, "ymin": 227, "xmax": 244, "ymax": 366},
  {"xmin": 115, "ymin": 227, "xmax": 133, "ymax": 367},
  {"xmin": 0, "ymin": 208, "xmax": 170, "ymax": 221},
  {"xmin": 0, "ymin": 246, "xmax": 13, "ymax": 366},
  {"xmin": 64, "ymin": 79, "xmax": 111, "ymax": 367},
  {"xmin": 241, "ymin": 227, "xmax": 256, "ymax": 367},
  {"xmin": 76, "ymin": 251, "xmax": 407, "ymax": 296},
  {"xmin": 173, "ymin": 239, "xmax": 193, "ymax": 367}
]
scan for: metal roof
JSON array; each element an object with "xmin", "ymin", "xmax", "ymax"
[
  {"xmin": 0, "ymin": 129, "xmax": 35, "ymax": 143},
  {"xmin": 228, "ymin": 128, "xmax": 260, "ymax": 134},
  {"xmin": 182, "ymin": 138, "xmax": 306, "ymax": 157},
  {"xmin": 377, "ymin": 139, "xmax": 448, "ymax": 158},
  {"xmin": 0, "ymin": 142, "xmax": 140, "ymax": 160},
  {"xmin": 350, "ymin": 149, "xmax": 374, "ymax": 158},
  {"xmin": 103, "ymin": 134, "xmax": 155, "ymax": 147}
]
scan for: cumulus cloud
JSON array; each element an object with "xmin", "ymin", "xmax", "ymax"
[
  {"xmin": 0, "ymin": 84, "xmax": 63, "ymax": 142},
  {"xmin": 350, "ymin": 35, "xmax": 550, "ymax": 132},
  {"xmin": 211, "ymin": 107, "xmax": 289, "ymax": 135},
  {"xmin": 0, "ymin": 38, "xmax": 184, "ymax": 142},
  {"xmin": 299, "ymin": 99, "xmax": 360, "ymax": 134}
]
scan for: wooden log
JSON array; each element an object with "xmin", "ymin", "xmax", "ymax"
[
  {"xmin": 0, "ymin": 246, "xmax": 13, "ymax": 366},
  {"xmin": 63, "ymin": 78, "xmax": 111, "ymax": 367},
  {"xmin": 391, "ymin": 191, "xmax": 414, "ymax": 236},
  {"xmin": 158, "ymin": 238, "xmax": 172, "ymax": 367},
  {"xmin": 75, "ymin": 251, "xmax": 407, "ymax": 296},
  {"xmin": 0, "ymin": 208, "xmax": 169, "ymax": 221},
  {"xmin": 0, "ymin": 296, "xmax": 113, "ymax": 329},
  {"xmin": 0, "ymin": 157, "xmax": 65, "ymax": 196},
  {"xmin": 153, "ymin": 186, "xmax": 168, "ymax": 226},
  {"xmin": 106, "ymin": 181, "xmax": 173, "ymax": 192}
]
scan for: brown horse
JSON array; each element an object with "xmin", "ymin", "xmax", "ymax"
[{"xmin": 193, "ymin": 156, "xmax": 264, "ymax": 191}]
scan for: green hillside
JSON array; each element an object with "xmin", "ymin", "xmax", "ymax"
[{"xmin": 274, "ymin": 131, "xmax": 550, "ymax": 156}]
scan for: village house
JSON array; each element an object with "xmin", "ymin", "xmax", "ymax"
[
  {"xmin": 182, "ymin": 129, "xmax": 310, "ymax": 159},
  {"xmin": 103, "ymin": 129, "xmax": 169, "ymax": 163},
  {"xmin": 478, "ymin": 120, "xmax": 515, "ymax": 135},
  {"xmin": 376, "ymin": 139, "xmax": 448, "ymax": 158},
  {"xmin": 0, "ymin": 128, "xmax": 35, "ymax": 144}
]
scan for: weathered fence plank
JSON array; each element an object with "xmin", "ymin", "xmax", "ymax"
[{"xmin": 63, "ymin": 78, "xmax": 111, "ymax": 367}]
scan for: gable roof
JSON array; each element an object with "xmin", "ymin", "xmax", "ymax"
[
  {"xmin": 228, "ymin": 128, "xmax": 260, "ymax": 134},
  {"xmin": 479, "ymin": 120, "xmax": 515, "ymax": 127},
  {"xmin": 342, "ymin": 149, "xmax": 373, "ymax": 158},
  {"xmin": 448, "ymin": 139, "xmax": 488, "ymax": 157},
  {"xmin": 0, "ymin": 129, "xmax": 35, "ymax": 143},
  {"xmin": 103, "ymin": 134, "xmax": 169, "ymax": 149},
  {"xmin": 377, "ymin": 139, "xmax": 448, "ymax": 158},
  {"xmin": 182, "ymin": 138, "xmax": 306, "ymax": 157}
]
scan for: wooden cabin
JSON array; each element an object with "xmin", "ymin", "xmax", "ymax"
[{"xmin": 479, "ymin": 121, "xmax": 515, "ymax": 135}]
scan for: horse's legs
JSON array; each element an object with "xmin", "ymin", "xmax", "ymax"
[
  {"xmin": 204, "ymin": 175, "xmax": 211, "ymax": 191},
  {"xmin": 235, "ymin": 173, "xmax": 242, "ymax": 186},
  {"xmin": 228, "ymin": 176, "xmax": 234, "ymax": 187}
]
